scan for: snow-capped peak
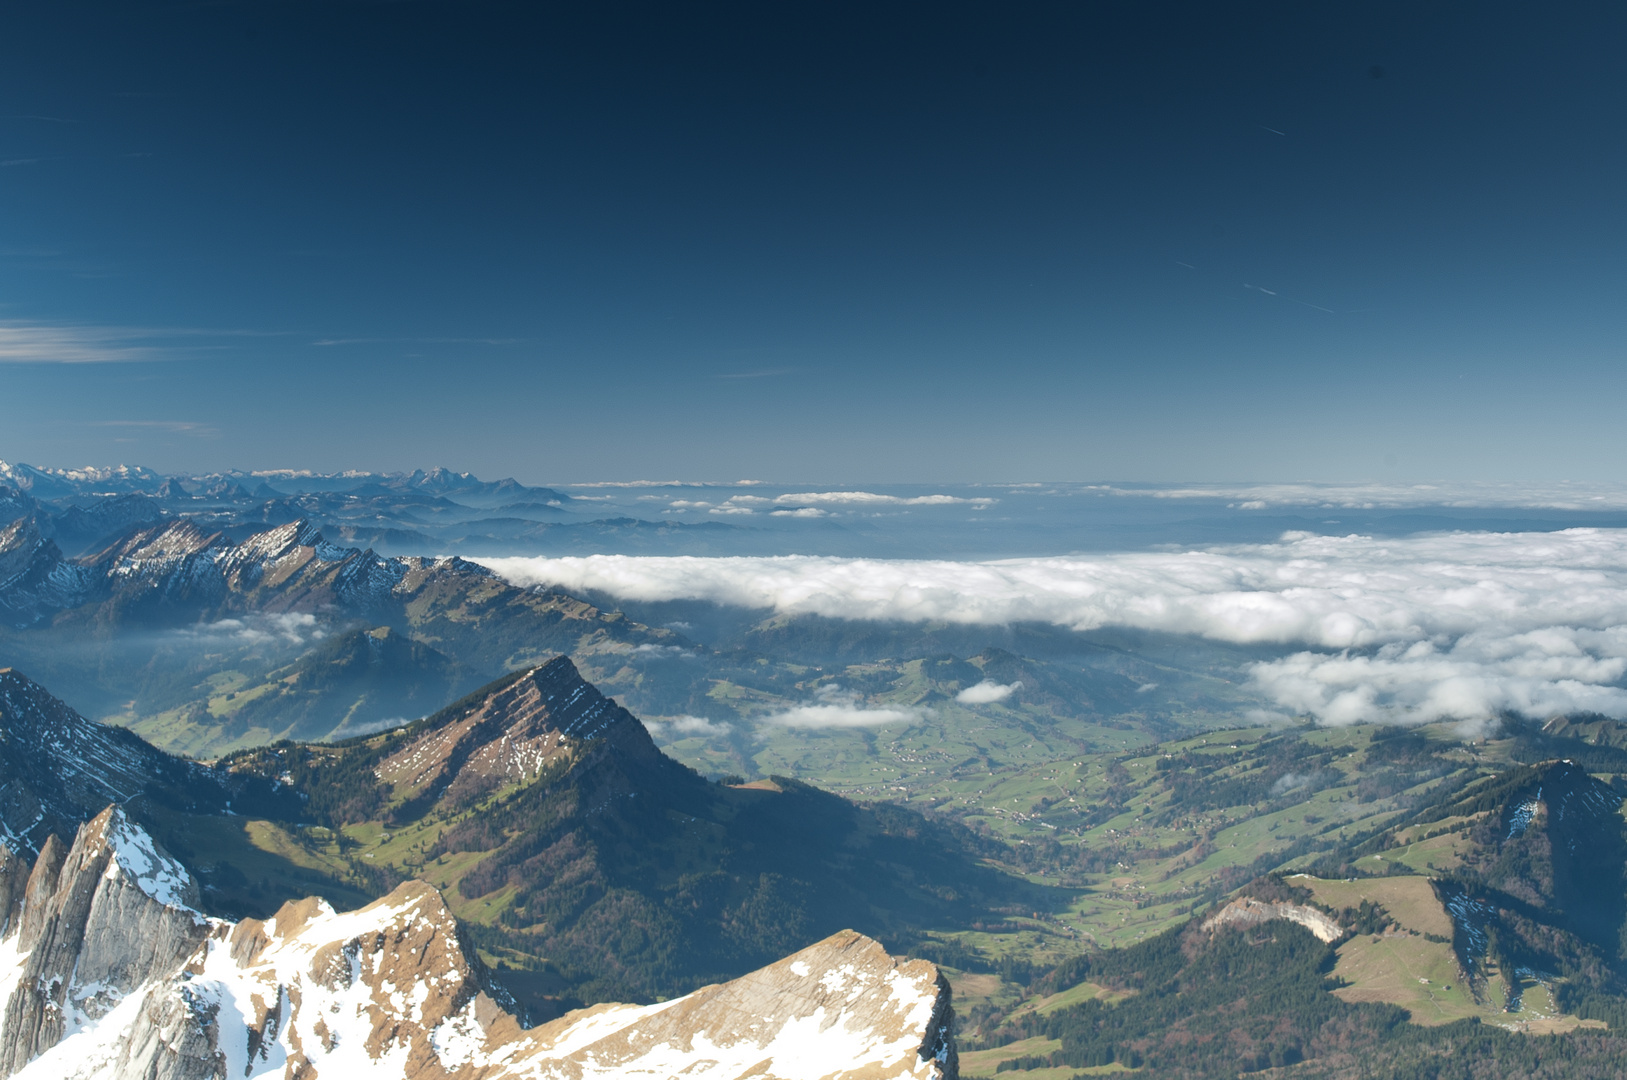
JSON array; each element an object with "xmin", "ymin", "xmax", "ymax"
[{"xmin": 101, "ymin": 808, "xmax": 196, "ymax": 912}]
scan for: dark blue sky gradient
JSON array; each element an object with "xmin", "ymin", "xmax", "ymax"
[{"xmin": 1, "ymin": 2, "xmax": 1623, "ymax": 482}]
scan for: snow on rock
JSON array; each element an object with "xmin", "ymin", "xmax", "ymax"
[
  {"xmin": 0, "ymin": 669, "xmax": 170, "ymax": 857},
  {"xmin": 487, "ymin": 929, "xmax": 956, "ymax": 1079},
  {"xmin": 0, "ymin": 814, "xmax": 957, "ymax": 1080},
  {"xmin": 103, "ymin": 813, "xmax": 194, "ymax": 911}
]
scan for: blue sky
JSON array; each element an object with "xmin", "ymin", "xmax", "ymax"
[{"xmin": 1, "ymin": 1, "xmax": 1623, "ymax": 483}]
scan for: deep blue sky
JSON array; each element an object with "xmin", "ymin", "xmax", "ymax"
[{"xmin": 1, "ymin": 1, "xmax": 1623, "ymax": 483}]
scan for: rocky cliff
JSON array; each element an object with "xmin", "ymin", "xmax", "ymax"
[
  {"xmin": 1199, "ymin": 896, "xmax": 1345, "ymax": 944},
  {"xmin": 0, "ymin": 809, "xmax": 956, "ymax": 1080},
  {"xmin": 0, "ymin": 669, "xmax": 174, "ymax": 856}
]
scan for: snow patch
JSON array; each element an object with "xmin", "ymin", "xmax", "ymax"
[{"xmin": 105, "ymin": 811, "xmax": 195, "ymax": 911}]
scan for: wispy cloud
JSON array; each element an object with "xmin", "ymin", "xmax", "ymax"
[
  {"xmin": 0, "ymin": 321, "xmax": 284, "ymax": 364},
  {"xmin": 310, "ymin": 336, "xmax": 520, "ymax": 346},
  {"xmin": 86, "ymin": 420, "xmax": 221, "ymax": 438},
  {"xmin": 773, "ymin": 491, "xmax": 996, "ymax": 508},
  {"xmin": 1085, "ymin": 481, "xmax": 1627, "ymax": 512},
  {"xmin": 648, "ymin": 714, "xmax": 733, "ymax": 737},
  {"xmin": 477, "ymin": 528, "xmax": 1627, "ymax": 728},
  {"xmin": 0, "ymin": 322, "xmax": 156, "ymax": 363},
  {"xmin": 174, "ymin": 612, "xmax": 325, "ymax": 647},
  {"xmin": 714, "ymin": 367, "xmax": 794, "ymax": 379},
  {"xmin": 758, "ymin": 685, "xmax": 929, "ymax": 729}
]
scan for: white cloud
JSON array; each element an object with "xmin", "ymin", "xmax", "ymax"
[
  {"xmin": 762, "ymin": 703, "xmax": 926, "ymax": 729},
  {"xmin": 1251, "ymin": 628, "xmax": 1627, "ymax": 727},
  {"xmin": 651, "ymin": 714, "xmax": 733, "ymax": 736},
  {"xmin": 477, "ymin": 528, "xmax": 1627, "ymax": 728},
  {"xmin": 771, "ymin": 507, "xmax": 826, "ymax": 518},
  {"xmin": 773, "ymin": 491, "xmax": 995, "ymax": 508},
  {"xmin": 957, "ymin": 679, "xmax": 1021, "ymax": 704},
  {"xmin": 758, "ymin": 683, "xmax": 929, "ymax": 729},
  {"xmin": 631, "ymin": 643, "xmax": 694, "ymax": 658},
  {"xmin": 176, "ymin": 612, "xmax": 325, "ymax": 646}
]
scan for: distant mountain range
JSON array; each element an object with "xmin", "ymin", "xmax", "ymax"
[
  {"xmin": 0, "ymin": 459, "xmax": 752, "ymax": 559},
  {"xmin": 0, "ymin": 508, "xmax": 1259, "ymax": 761}
]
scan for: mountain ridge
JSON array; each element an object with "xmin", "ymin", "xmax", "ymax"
[
  {"xmin": 0, "ymin": 663, "xmax": 1045, "ymax": 1010},
  {"xmin": 0, "ymin": 807, "xmax": 957, "ymax": 1079}
]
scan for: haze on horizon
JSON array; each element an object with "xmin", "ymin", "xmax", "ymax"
[{"xmin": 1, "ymin": 2, "xmax": 1624, "ymax": 485}]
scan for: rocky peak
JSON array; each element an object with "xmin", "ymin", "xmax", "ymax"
[
  {"xmin": 1488, "ymin": 759, "xmax": 1627, "ymax": 949},
  {"xmin": 498, "ymin": 929, "xmax": 956, "ymax": 1079},
  {"xmin": 0, "ymin": 807, "xmax": 210, "ymax": 1077},
  {"xmin": 377, "ymin": 656, "xmax": 657, "ymax": 808},
  {"xmin": 0, "ymin": 521, "xmax": 85, "ymax": 628},
  {"xmin": 94, "ymin": 518, "xmax": 222, "ymax": 566},
  {"xmin": 0, "ymin": 488, "xmax": 34, "ymax": 529},
  {"xmin": 0, "ymin": 849, "xmax": 24, "ymax": 938},
  {"xmin": 0, "ymin": 813, "xmax": 956, "ymax": 1080}
]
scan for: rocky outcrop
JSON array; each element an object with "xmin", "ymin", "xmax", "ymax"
[
  {"xmin": 376, "ymin": 656, "xmax": 660, "ymax": 808},
  {"xmin": 0, "ymin": 520, "xmax": 93, "ymax": 628},
  {"xmin": 0, "ymin": 670, "xmax": 173, "ymax": 856},
  {"xmin": 0, "ymin": 670, "xmax": 308, "ymax": 861},
  {"xmin": 0, "ymin": 812, "xmax": 956, "ymax": 1080},
  {"xmin": 1200, "ymin": 896, "xmax": 1345, "ymax": 944},
  {"xmin": 0, "ymin": 808, "xmax": 210, "ymax": 1077},
  {"xmin": 492, "ymin": 928, "xmax": 957, "ymax": 1079},
  {"xmin": 0, "ymin": 850, "xmax": 25, "ymax": 938}
]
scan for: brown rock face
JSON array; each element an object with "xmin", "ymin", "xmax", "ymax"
[
  {"xmin": 377, "ymin": 656, "xmax": 662, "ymax": 808},
  {"xmin": 0, "ymin": 813, "xmax": 956, "ymax": 1080}
]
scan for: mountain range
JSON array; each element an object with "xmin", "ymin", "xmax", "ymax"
[
  {"xmin": 0, "ymin": 661, "xmax": 1044, "ymax": 1012},
  {"xmin": 0, "ymin": 460, "xmax": 747, "ymax": 559},
  {"xmin": 12, "ymin": 658, "xmax": 1627, "ymax": 1077},
  {"xmin": 0, "ymin": 806, "xmax": 956, "ymax": 1080},
  {"xmin": 0, "ymin": 510, "xmax": 1259, "ymax": 762},
  {"xmin": 10, "ymin": 650, "xmax": 1627, "ymax": 1075}
]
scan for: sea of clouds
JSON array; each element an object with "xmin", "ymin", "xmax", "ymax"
[{"xmin": 477, "ymin": 528, "xmax": 1627, "ymax": 729}]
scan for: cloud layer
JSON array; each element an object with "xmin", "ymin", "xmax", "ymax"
[
  {"xmin": 1083, "ymin": 481, "xmax": 1627, "ymax": 512},
  {"xmin": 479, "ymin": 529, "xmax": 1627, "ymax": 727}
]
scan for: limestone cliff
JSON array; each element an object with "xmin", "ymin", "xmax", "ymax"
[
  {"xmin": 1199, "ymin": 896, "xmax": 1345, "ymax": 944},
  {"xmin": 0, "ymin": 809, "xmax": 956, "ymax": 1080}
]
